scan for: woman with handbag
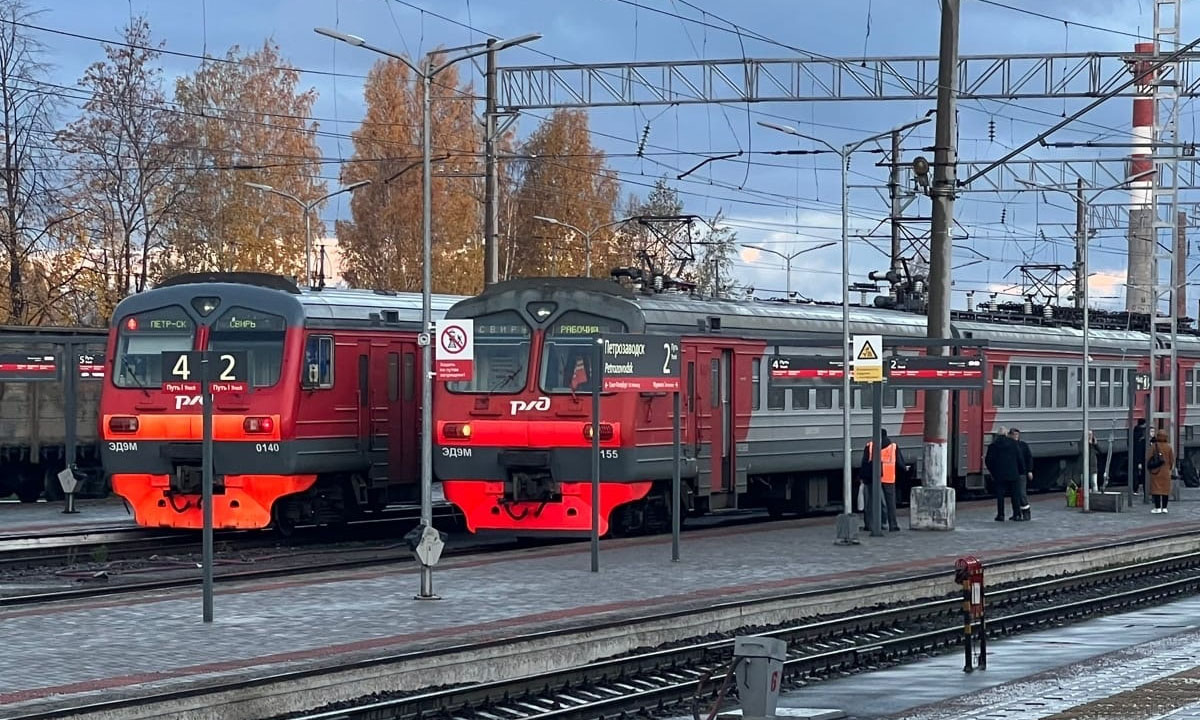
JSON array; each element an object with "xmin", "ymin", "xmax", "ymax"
[{"xmin": 1147, "ymin": 429, "xmax": 1175, "ymax": 513}]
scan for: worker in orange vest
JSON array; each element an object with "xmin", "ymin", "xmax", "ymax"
[{"xmin": 860, "ymin": 428, "xmax": 904, "ymax": 532}]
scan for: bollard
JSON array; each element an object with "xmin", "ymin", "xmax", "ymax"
[
  {"xmin": 733, "ymin": 636, "xmax": 787, "ymax": 720},
  {"xmin": 955, "ymin": 556, "xmax": 985, "ymax": 673},
  {"xmin": 58, "ymin": 466, "xmax": 80, "ymax": 515}
]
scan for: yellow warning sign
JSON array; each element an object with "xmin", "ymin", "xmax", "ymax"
[{"xmin": 852, "ymin": 334, "xmax": 883, "ymax": 383}]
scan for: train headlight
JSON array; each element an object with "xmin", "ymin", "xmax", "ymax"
[
  {"xmin": 108, "ymin": 416, "xmax": 139, "ymax": 433},
  {"xmin": 444, "ymin": 423, "xmax": 473, "ymax": 439},
  {"xmin": 243, "ymin": 416, "xmax": 275, "ymax": 433},
  {"xmin": 583, "ymin": 423, "xmax": 614, "ymax": 441}
]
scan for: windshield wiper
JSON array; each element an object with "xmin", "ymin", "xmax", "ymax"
[{"xmin": 119, "ymin": 355, "xmax": 152, "ymax": 398}]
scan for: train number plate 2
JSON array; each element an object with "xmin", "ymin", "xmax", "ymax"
[
  {"xmin": 107, "ymin": 441, "xmax": 138, "ymax": 452},
  {"xmin": 255, "ymin": 443, "xmax": 280, "ymax": 453}
]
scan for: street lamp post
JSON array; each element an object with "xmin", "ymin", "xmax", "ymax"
[
  {"xmin": 759, "ymin": 117, "xmax": 931, "ymax": 545},
  {"xmin": 740, "ymin": 241, "xmax": 836, "ymax": 298},
  {"xmin": 244, "ymin": 181, "xmax": 371, "ymax": 286},
  {"xmin": 315, "ymin": 27, "xmax": 541, "ymax": 600},
  {"xmin": 1016, "ymin": 170, "xmax": 1153, "ymax": 514},
  {"xmin": 532, "ymin": 216, "xmax": 633, "ymax": 276}
]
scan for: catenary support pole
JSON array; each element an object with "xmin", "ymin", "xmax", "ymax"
[
  {"xmin": 836, "ymin": 146, "xmax": 857, "ymax": 544},
  {"xmin": 1079, "ymin": 178, "xmax": 1091, "ymax": 512},
  {"xmin": 890, "ymin": 129, "xmax": 903, "ymax": 278},
  {"xmin": 916, "ymin": 0, "xmax": 959, "ymax": 531},
  {"xmin": 672, "ymin": 390, "xmax": 681, "ymax": 562},
  {"xmin": 483, "ymin": 38, "xmax": 499, "ymax": 286},
  {"xmin": 418, "ymin": 66, "xmax": 436, "ymax": 600},
  {"xmin": 201, "ymin": 352, "xmax": 214, "ymax": 623}
]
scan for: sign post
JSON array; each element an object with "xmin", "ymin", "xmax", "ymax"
[
  {"xmin": 852, "ymin": 335, "xmax": 885, "ymax": 538},
  {"xmin": 589, "ymin": 333, "xmax": 681, "ymax": 570},
  {"xmin": 160, "ymin": 348, "xmax": 249, "ymax": 623}
]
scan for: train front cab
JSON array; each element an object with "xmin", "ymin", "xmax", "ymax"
[
  {"xmin": 102, "ymin": 280, "xmax": 311, "ymax": 529},
  {"xmin": 435, "ymin": 280, "xmax": 656, "ymax": 535}
]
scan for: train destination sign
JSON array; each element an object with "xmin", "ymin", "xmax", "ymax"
[
  {"xmin": 886, "ymin": 356, "xmax": 986, "ymax": 388},
  {"xmin": 600, "ymin": 333, "xmax": 680, "ymax": 392},
  {"xmin": 0, "ymin": 354, "xmax": 58, "ymax": 382},
  {"xmin": 768, "ymin": 356, "xmax": 845, "ymax": 386},
  {"xmin": 78, "ymin": 352, "xmax": 106, "ymax": 379},
  {"xmin": 160, "ymin": 350, "xmax": 250, "ymax": 394}
]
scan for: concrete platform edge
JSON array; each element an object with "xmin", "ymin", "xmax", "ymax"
[{"xmin": 7, "ymin": 533, "xmax": 1200, "ymax": 720}]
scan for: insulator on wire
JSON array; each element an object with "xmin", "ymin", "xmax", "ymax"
[
  {"xmin": 999, "ymin": 207, "xmax": 1007, "ymax": 224},
  {"xmin": 988, "ymin": 118, "xmax": 996, "ymax": 142},
  {"xmin": 636, "ymin": 123, "xmax": 651, "ymax": 158}
]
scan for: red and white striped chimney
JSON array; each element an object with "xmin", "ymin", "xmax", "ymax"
[{"xmin": 1127, "ymin": 41, "xmax": 1157, "ymax": 314}]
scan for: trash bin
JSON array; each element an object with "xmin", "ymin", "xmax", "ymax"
[{"xmin": 734, "ymin": 636, "xmax": 787, "ymax": 720}]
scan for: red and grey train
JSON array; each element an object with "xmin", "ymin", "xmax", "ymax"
[
  {"xmin": 101, "ymin": 272, "xmax": 460, "ymax": 530},
  {"xmin": 433, "ymin": 277, "xmax": 1200, "ymax": 536}
]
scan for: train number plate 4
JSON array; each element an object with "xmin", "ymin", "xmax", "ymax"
[
  {"xmin": 255, "ymin": 443, "xmax": 280, "ymax": 453},
  {"xmin": 107, "ymin": 441, "xmax": 138, "ymax": 452}
]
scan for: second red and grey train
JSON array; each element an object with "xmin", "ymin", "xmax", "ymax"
[{"xmin": 434, "ymin": 277, "xmax": 1198, "ymax": 536}]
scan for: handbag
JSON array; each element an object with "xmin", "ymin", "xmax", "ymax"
[{"xmin": 1148, "ymin": 442, "xmax": 1166, "ymax": 471}]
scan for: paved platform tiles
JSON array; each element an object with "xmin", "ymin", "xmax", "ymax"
[
  {"xmin": 1, "ymin": 488, "xmax": 1197, "ymax": 718},
  {"xmin": 0, "ymin": 495, "xmax": 135, "ymax": 535}
]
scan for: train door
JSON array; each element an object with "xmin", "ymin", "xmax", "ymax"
[
  {"xmin": 387, "ymin": 344, "xmax": 419, "ymax": 486},
  {"xmin": 356, "ymin": 342, "xmax": 370, "ymax": 458},
  {"xmin": 720, "ymin": 349, "xmax": 734, "ymax": 494},
  {"xmin": 702, "ymin": 347, "xmax": 735, "ymax": 504},
  {"xmin": 685, "ymin": 347, "xmax": 698, "ymax": 460}
]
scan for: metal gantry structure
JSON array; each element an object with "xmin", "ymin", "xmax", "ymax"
[{"xmin": 1150, "ymin": 0, "xmax": 1184, "ymax": 456}]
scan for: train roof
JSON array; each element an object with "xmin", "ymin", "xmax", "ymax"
[
  {"xmin": 126, "ymin": 273, "xmax": 466, "ymax": 330},
  {"xmin": 453, "ymin": 277, "xmax": 1200, "ymax": 356}
]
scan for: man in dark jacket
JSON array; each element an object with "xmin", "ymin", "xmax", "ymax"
[
  {"xmin": 985, "ymin": 426, "xmax": 1025, "ymax": 522},
  {"xmin": 1133, "ymin": 419, "xmax": 1148, "ymax": 493},
  {"xmin": 1008, "ymin": 428, "xmax": 1033, "ymax": 521}
]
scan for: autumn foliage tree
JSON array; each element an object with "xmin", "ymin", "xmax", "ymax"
[
  {"xmin": 161, "ymin": 41, "xmax": 326, "ymax": 281},
  {"xmin": 337, "ymin": 54, "xmax": 482, "ymax": 294},
  {"xmin": 507, "ymin": 109, "xmax": 619, "ymax": 278},
  {"xmin": 58, "ymin": 16, "xmax": 183, "ymax": 319}
]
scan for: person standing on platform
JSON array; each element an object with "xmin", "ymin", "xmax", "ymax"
[
  {"xmin": 859, "ymin": 429, "xmax": 903, "ymax": 532},
  {"xmin": 1008, "ymin": 428, "xmax": 1033, "ymax": 521},
  {"xmin": 985, "ymin": 426, "xmax": 1024, "ymax": 522},
  {"xmin": 1084, "ymin": 429, "xmax": 1103, "ymax": 494},
  {"xmin": 1147, "ymin": 428, "xmax": 1175, "ymax": 513},
  {"xmin": 1133, "ymin": 418, "xmax": 1148, "ymax": 494}
]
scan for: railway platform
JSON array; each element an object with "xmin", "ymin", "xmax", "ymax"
[
  {"xmin": 2, "ymin": 490, "xmax": 1198, "ymax": 720},
  {"xmin": 780, "ymin": 595, "xmax": 1200, "ymax": 719},
  {"xmin": 0, "ymin": 495, "xmax": 134, "ymax": 536}
]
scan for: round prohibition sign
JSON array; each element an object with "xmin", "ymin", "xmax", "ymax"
[{"xmin": 440, "ymin": 325, "xmax": 469, "ymax": 354}]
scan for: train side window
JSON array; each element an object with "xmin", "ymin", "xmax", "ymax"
[
  {"xmin": 816, "ymin": 387, "xmax": 832, "ymax": 409},
  {"xmin": 1056, "ymin": 367, "xmax": 1067, "ymax": 407},
  {"xmin": 303, "ymin": 335, "xmax": 334, "ymax": 389},
  {"xmin": 902, "ymin": 388, "xmax": 917, "ymax": 408},
  {"xmin": 767, "ymin": 374, "xmax": 785, "ymax": 410},
  {"xmin": 403, "ymin": 352, "xmax": 415, "ymax": 402},
  {"xmin": 751, "ymin": 358, "xmax": 761, "ymax": 411},
  {"xmin": 1099, "ymin": 368, "xmax": 1111, "ymax": 406},
  {"xmin": 1112, "ymin": 367, "xmax": 1124, "ymax": 407},
  {"xmin": 1024, "ymin": 366, "xmax": 1038, "ymax": 408},
  {"xmin": 687, "ymin": 362, "xmax": 695, "ymax": 412},
  {"xmin": 388, "ymin": 353, "xmax": 399, "ymax": 402},
  {"xmin": 992, "ymin": 365, "xmax": 1005, "ymax": 407},
  {"xmin": 1086, "ymin": 367, "xmax": 1097, "ymax": 408},
  {"xmin": 883, "ymin": 385, "xmax": 897, "ymax": 408},
  {"xmin": 710, "ymin": 359, "xmax": 719, "ymax": 408},
  {"xmin": 1040, "ymin": 366, "xmax": 1052, "ymax": 408},
  {"xmin": 1008, "ymin": 364, "xmax": 1022, "ymax": 408},
  {"xmin": 792, "ymin": 387, "xmax": 810, "ymax": 410}
]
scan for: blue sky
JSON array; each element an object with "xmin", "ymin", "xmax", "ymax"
[{"xmin": 36, "ymin": 0, "xmax": 1186, "ymax": 307}]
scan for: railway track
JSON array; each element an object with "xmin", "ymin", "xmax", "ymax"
[
  {"xmin": 278, "ymin": 549, "xmax": 1200, "ymax": 720},
  {"xmin": 0, "ymin": 503, "xmax": 464, "ymax": 572}
]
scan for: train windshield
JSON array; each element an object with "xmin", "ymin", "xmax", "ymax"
[
  {"xmin": 113, "ymin": 306, "xmax": 195, "ymax": 388},
  {"xmin": 446, "ymin": 310, "xmax": 531, "ymax": 394},
  {"xmin": 207, "ymin": 307, "xmax": 286, "ymax": 387},
  {"xmin": 540, "ymin": 311, "xmax": 626, "ymax": 393}
]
